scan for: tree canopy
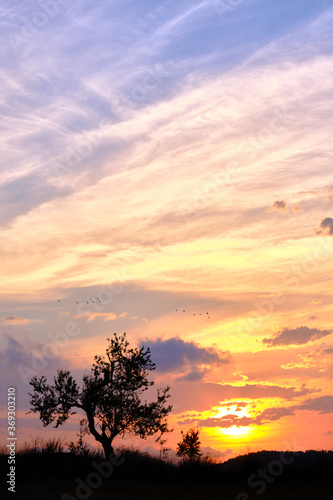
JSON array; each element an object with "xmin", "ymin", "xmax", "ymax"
[
  {"xmin": 29, "ymin": 333, "xmax": 172, "ymax": 458},
  {"xmin": 176, "ymin": 427, "xmax": 202, "ymax": 462}
]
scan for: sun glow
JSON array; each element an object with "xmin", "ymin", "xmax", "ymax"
[
  {"xmin": 221, "ymin": 425, "xmax": 252, "ymax": 437},
  {"xmin": 200, "ymin": 403, "xmax": 255, "ymax": 438}
]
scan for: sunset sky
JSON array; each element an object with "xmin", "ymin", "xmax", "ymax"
[{"xmin": 1, "ymin": 0, "xmax": 333, "ymax": 459}]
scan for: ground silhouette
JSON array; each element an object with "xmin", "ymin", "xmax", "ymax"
[{"xmin": 1, "ymin": 439, "xmax": 332, "ymax": 499}]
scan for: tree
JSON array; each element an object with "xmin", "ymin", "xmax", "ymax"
[
  {"xmin": 28, "ymin": 333, "xmax": 172, "ymax": 459},
  {"xmin": 176, "ymin": 427, "xmax": 201, "ymax": 462}
]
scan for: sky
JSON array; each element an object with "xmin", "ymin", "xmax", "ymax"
[{"xmin": 1, "ymin": 0, "xmax": 333, "ymax": 459}]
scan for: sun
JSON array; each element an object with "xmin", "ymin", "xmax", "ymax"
[{"xmin": 221, "ymin": 425, "xmax": 252, "ymax": 437}]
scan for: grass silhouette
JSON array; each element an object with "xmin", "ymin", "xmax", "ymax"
[{"xmin": 1, "ymin": 439, "xmax": 332, "ymax": 499}]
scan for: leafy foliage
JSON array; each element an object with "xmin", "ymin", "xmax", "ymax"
[
  {"xmin": 29, "ymin": 333, "xmax": 172, "ymax": 457},
  {"xmin": 176, "ymin": 427, "xmax": 201, "ymax": 462}
]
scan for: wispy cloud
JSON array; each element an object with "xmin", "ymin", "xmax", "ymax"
[
  {"xmin": 281, "ymin": 348, "xmax": 333, "ymax": 370},
  {"xmin": 75, "ymin": 311, "xmax": 128, "ymax": 321},
  {"xmin": 171, "ymin": 380, "xmax": 317, "ymax": 412},
  {"xmin": 179, "ymin": 395, "xmax": 333, "ymax": 428},
  {"xmin": 2, "ymin": 315, "xmax": 28, "ymax": 324}
]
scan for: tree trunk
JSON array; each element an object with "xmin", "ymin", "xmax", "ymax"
[
  {"xmin": 85, "ymin": 407, "xmax": 114, "ymax": 460},
  {"xmin": 101, "ymin": 438, "xmax": 114, "ymax": 460}
]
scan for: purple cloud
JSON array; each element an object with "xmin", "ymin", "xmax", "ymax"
[{"xmin": 262, "ymin": 326, "xmax": 332, "ymax": 347}]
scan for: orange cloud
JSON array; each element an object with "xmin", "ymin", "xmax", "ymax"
[
  {"xmin": 3, "ymin": 315, "xmax": 28, "ymax": 324},
  {"xmin": 75, "ymin": 312, "xmax": 118, "ymax": 321},
  {"xmin": 281, "ymin": 348, "xmax": 333, "ymax": 370},
  {"xmin": 179, "ymin": 395, "xmax": 333, "ymax": 429},
  {"xmin": 292, "ymin": 203, "xmax": 302, "ymax": 213}
]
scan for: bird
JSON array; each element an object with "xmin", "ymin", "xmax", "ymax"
[
  {"xmin": 57, "ymin": 300, "xmax": 60, "ymax": 302},
  {"xmin": 176, "ymin": 309, "xmax": 178, "ymax": 311},
  {"xmin": 183, "ymin": 310, "xmax": 185, "ymax": 312}
]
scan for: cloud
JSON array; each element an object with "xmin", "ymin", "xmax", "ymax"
[
  {"xmin": 316, "ymin": 217, "xmax": 333, "ymax": 235},
  {"xmin": 179, "ymin": 395, "xmax": 333, "ymax": 428},
  {"xmin": 141, "ymin": 336, "xmax": 232, "ymax": 379},
  {"xmin": 214, "ymin": 383, "xmax": 315, "ymax": 400},
  {"xmin": 281, "ymin": 348, "xmax": 333, "ymax": 370},
  {"xmin": 218, "ymin": 401, "xmax": 249, "ymax": 411},
  {"xmin": 267, "ymin": 200, "xmax": 288, "ymax": 213},
  {"xmin": 232, "ymin": 371, "xmax": 249, "ymax": 381},
  {"xmin": 292, "ymin": 203, "xmax": 302, "ymax": 213},
  {"xmin": 299, "ymin": 395, "xmax": 333, "ymax": 414},
  {"xmin": 75, "ymin": 311, "xmax": 127, "ymax": 321},
  {"xmin": 2, "ymin": 31, "xmax": 333, "ymax": 294},
  {"xmin": 3, "ymin": 315, "xmax": 28, "ymax": 324},
  {"xmin": 0, "ymin": 336, "xmax": 29, "ymax": 365},
  {"xmin": 179, "ymin": 407, "xmax": 297, "ymax": 428},
  {"xmin": 0, "ymin": 335, "xmax": 72, "ymax": 398},
  {"xmin": 255, "ymin": 406, "xmax": 295, "ymax": 423},
  {"xmin": 262, "ymin": 326, "xmax": 332, "ymax": 347},
  {"xmin": 0, "ymin": 173, "xmax": 71, "ymax": 226},
  {"xmin": 253, "ymin": 396, "xmax": 333, "ymax": 424},
  {"xmin": 180, "ymin": 414, "xmax": 253, "ymax": 428},
  {"xmin": 176, "ymin": 367, "xmax": 209, "ymax": 382},
  {"xmin": 170, "ymin": 380, "xmax": 316, "ymax": 412}
]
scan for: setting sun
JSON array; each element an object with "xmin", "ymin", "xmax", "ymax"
[{"xmin": 221, "ymin": 426, "xmax": 252, "ymax": 437}]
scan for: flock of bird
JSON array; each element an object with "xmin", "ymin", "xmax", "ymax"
[
  {"xmin": 176, "ymin": 309, "xmax": 211, "ymax": 319},
  {"xmin": 85, "ymin": 298, "xmax": 103, "ymax": 304},
  {"xmin": 57, "ymin": 300, "xmax": 211, "ymax": 319},
  {"xmin": 58, "ymin": 298, "xmax": 102, "ymax": 304}
]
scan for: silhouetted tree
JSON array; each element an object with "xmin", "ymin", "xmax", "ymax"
[
  {"xmin": 28, "ymin": 333, "xmax": 172, "ymax": 459},
  {"xmin": 176, "ymin": 427, "xmax": 201, "ymax": 462}
]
